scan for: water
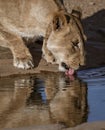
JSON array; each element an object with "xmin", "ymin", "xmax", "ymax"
[
  {"xmin": 0, "ymin": 67, "xmax": 105, "ymax": 129},
  {"xmin": 78, "ymin": 67, "xmax": 105, "ymax": 122}
]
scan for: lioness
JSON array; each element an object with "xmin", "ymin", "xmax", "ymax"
[{"xmin": 0, "ymin": 0, "xmax": 86, "ymax": 74}]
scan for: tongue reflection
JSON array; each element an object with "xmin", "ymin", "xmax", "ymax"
[{"xmin": 65, "ymin": 68, "xmax": 75, "ymax": 76}]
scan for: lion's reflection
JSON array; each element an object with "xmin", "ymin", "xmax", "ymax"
[{"xmin": 0, "ymin": 73, "xmax": 88, "ymax": 129}]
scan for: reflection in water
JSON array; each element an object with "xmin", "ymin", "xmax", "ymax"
[
  {"xmin": 26, "ymin": 77, "xmax": 47, "ymax": 105},
  {"xmin": 0, "ymin": 73, "xmax": 88, "ymax": 129}
]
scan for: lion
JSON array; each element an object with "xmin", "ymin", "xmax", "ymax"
[{"xmin": 0, "ymin": 0, "xmax": 86, "ymax": 74}]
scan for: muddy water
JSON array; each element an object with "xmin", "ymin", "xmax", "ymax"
[{"xmin": 0, "ymin": 67, "xmax": 105, "ymax": 129}]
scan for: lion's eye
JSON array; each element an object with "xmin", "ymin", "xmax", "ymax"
[{"xmin": 72, "ymin": 40, "xmax": 79, "ymax": 47}]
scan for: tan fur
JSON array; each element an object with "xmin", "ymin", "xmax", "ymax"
[
  {"xmin": 0, "ymin": 0, "xmax": 86, "ymax": 71},
  {"xmin": 43, "ymin": 10, "xmax": 86, "ymax": 71}
]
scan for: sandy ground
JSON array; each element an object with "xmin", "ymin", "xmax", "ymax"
[{"xmin": 1, "ymin": 0, "xmax": 105, "ymax": 129}]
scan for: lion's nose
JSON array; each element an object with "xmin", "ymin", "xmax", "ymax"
[{"xmin": 61, "ymin": 62, "xmax": 69, "ymax": 70}]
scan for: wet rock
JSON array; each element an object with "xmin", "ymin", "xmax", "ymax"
[
  {"xmin": 64, "ymin": 121, "xmax": 105, "ymax": 130},
  {"xmin": 3, "ymin": 124, "xmax": 64, "ymax": 130}
]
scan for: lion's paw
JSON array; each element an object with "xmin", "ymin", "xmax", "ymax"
[
  {"xmin": 42, "ymin": 54, "xmax": 56, "ymax": 64},
  {"xmin": 13, "ymin": 56, "xmax": 34, "ymax": 69}
]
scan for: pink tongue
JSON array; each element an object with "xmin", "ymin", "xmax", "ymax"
[{"xmin": 65, "ymin": 68, "xmax": 75, "ymax": 76}]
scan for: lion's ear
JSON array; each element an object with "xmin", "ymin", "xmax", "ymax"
[
  {"xmin": 52, "ymin": 13, "xmax": 67, "ymax": 31},
  {"xmin": 71, "ymin": 7, "xmax": 82, "ymax": 19}
]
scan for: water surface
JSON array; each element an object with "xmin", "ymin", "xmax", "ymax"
[
  {"xmin": 0, "ymin": 67, "xmax": 105, "ymax": 129},
  {"xmin": 78, "ymin": 67, "xmax": 105, "ymax": 122}
]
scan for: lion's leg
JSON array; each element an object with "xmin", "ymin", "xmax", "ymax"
[
  {"xmin": 42, "ymin": 37, "xmax": 56, "ymax": 64},
  {"xmin": 0, "ymin": 31, "xmax": 34, "ymax": 69},
  {"xmin": 42, "ymin": 25, "xmax": 56, "ymax": 64}
]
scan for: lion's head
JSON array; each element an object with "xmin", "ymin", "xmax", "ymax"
[{"xmin": 46, "ymin": 9, "xmax": 86, "ymax": 75}]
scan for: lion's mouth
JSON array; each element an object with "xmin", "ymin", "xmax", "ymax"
[
  {"xmin": 65, "ymin": 68, "xmax": 75, "ymax": 76},
  {"xmin": 61, "ymin": 62, "xmax": 75, "ymax": 76}
]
